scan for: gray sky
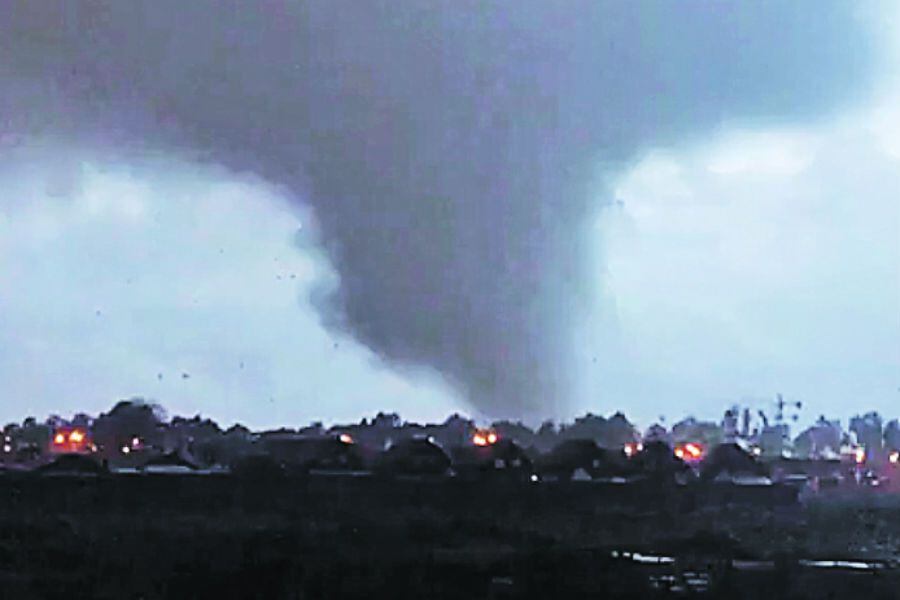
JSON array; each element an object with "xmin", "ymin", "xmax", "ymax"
[{"xmin": 0, "ymin": 1, "xmax": 897, "ymax": 429}]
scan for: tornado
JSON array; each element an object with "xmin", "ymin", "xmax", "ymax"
[{"xmin": 0, "ymin": 1, "xmax": 877, "ymax": 418}]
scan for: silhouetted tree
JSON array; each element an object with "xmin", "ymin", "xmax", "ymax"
[
  {"xmin": 794, "ymin": 416, "xmax": 841, "ymax": 458},
  {"xmin": 19, "ymin": 417, "xmax": 51, "ymax": 447},
  {"xmin": 600, "ymin": 412, "xmax": 639, "ymax": 449},
  {"xmin": 93, "ymin": 399, "xmax": 166, "ymax": 458},
  {"xmin": 560, "ymin": 413, "xmax": 607, "ymax": 442},
  {"xmin": 194, "ymin": 423, "xmax": 253, "ymax": 465},
  {"xmin": 491, "ymin": 420, "xmax": 535, "ymax": 448},
  {"xmin": 672, "ymin": 417, "xmax": 723, "ymax": 447},
  {"xmin": 534, "ymin": 420, "xmax": 557, "ymax": 453},
  {"xmin": 71, "ymin": 412, "xmax": 94, "ymax": 429},
  {"xmin": 885, "ymin": 419, "xmax": 900, "ymax": 450},
  {"xmin": 850, "ymin": 412, "xmax": 883, "ymax": 452}
]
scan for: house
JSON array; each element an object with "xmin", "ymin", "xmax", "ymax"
[
  {"xmin": 450, "ymin": 438, "xmax": 533, "ymax": 480},
  {"xmin": 37, "ymin": 453, "xmax": 107, "ymax": 477},
  {"xmin": 536, "ymin": 439, "xmax": 626, "ymax": 481},
  {"xmin": 700, "ymin": 443, "xmax": 770, "ymax": 484},
  {"xmin": 259, "ymin": 433, "xmax": 364, "ymax": 474},
  {"xmin": 49, "ymin": 427, "xmax": 95, "ymax": 455},
  {"xmin": 375, "ymin": 437, "xmax": 451, "ymax": 477},
  {"xmin": 627, "ymin": 440, "xmax": 696, "ymax": 483}
]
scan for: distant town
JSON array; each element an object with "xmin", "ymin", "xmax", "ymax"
[
  {"xmin": 4, "ymin": 396, "xmax": 899, "ymax": 493},
  {"xmin": 5, "ymin": 397, "xmax": 900, "ymax": 598}
]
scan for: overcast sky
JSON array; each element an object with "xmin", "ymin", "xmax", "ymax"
[{"xmin": 0, "ymin": 2, "xmax": 897, "ymax": 430}]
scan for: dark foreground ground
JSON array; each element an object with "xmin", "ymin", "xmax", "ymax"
[{"xmin": 1, "ymin": 474, "xmax": 899, "ymax": 599}]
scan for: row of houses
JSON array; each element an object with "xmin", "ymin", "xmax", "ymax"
[
  {"xmin": 4, "ymin": 401, "xmax": 899, "ymax": 494},
  {"xmin": 19, "ymin": 422, "xmax": 900, "ymax": 498}
]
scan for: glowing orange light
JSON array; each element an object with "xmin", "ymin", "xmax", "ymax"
[
  {"xmin": 675, "ymin": 443, "xmax": 704, "ymax": 462},
  {"xmin": 472, "ymin": 428, "xmax": 498, "ymax": 447},
  {"xmin": 339, "ymin": 433, "xmax": 353, "ymax": 444},
  {"xmin": 854, "ymin": 448, "xmax": 866, "ymax": 465},
  {"xmin": 54, "ymin": 433, "xmax": 66, "ymax": 445},
  {"xmin": 624, "ymin": 442, "xmax": 643, "ymax": 458},
  {"xmin": 69, "ymin": 430, "xmax": 85, "ymax": 443}
]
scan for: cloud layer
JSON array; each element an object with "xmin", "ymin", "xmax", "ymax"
[
  {"xmin": 589, "ymin": 98, "xmax": 900, "ymax": 424},
  {"xmin": 0, "ymin": 153, "xmax": 460, "ymax": 427}
]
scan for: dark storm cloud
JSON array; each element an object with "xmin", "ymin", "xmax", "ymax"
[{"xmin": 0, "ymin": 1, "xmax": 877, "ymax": 417}]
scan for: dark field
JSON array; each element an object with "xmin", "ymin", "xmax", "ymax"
[{"xmin": 1, "ymin": 474, "xmax": 899, "ymax": 599}]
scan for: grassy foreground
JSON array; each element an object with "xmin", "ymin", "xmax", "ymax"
[{"xmin": 0, "ymin": 474, "xmax": 898, "ymax": 599}]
